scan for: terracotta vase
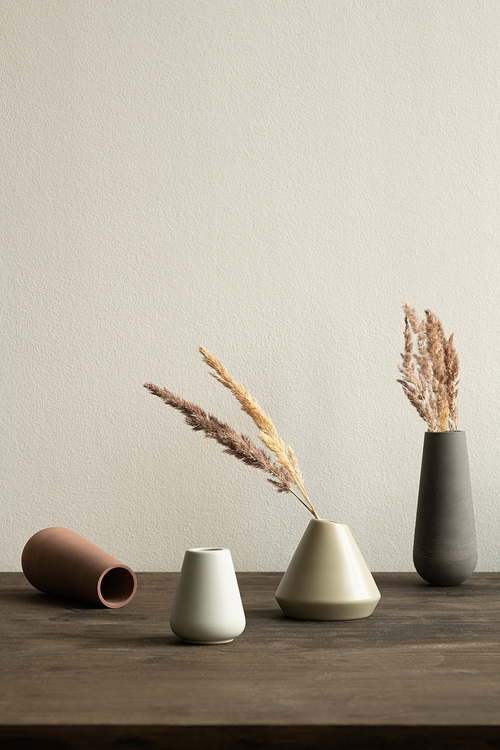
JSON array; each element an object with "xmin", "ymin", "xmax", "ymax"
[
  {"xmin": 413, "ymin": 431, "xmax": 477, "ymax": 586},
  {"xmin": 170, "ymin": 548, "xmax": 246, "ymax": 644},
  {"xmin": 21, "ymin": 527, "xmax": 137, "ymax": 608},
  {"xmin": 275, "ymin": 519, "xmax": 381, "ymax": 620}
]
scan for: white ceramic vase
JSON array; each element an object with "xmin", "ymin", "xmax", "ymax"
[
  {"xmin": 275, "ymin": 519, "xmax": 381, "ymax": 620},
  {"xmin": 170, "ymin": 547, "xmax": 246, "ymax": 644}
]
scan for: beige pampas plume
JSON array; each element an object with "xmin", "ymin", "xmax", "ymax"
[
  {"xmin": 143, "ymin": 376, "xmax": 319, "ymax": 517},
  {"xmin": 199, "ymin": 347, "xmax": 319, "ymax": 519},
  {"xmin": 397, "ymin": 304, "xmax": 459, "ymax": 432}
]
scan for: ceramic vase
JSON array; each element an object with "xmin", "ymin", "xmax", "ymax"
[
  {"xmin": 170, "ymin": 548, "xmax": 246, "ymax": 644},
  {"xmin": 413, "ymin": 431, "xmax": 476, "ymax": 586},
  {"xmin": 275, "ymin": 519, "xmax": 381, "ymax": 620},
  {"xmin": 21, "ymin": 527, "xmax": 137, "ymax": 608}
]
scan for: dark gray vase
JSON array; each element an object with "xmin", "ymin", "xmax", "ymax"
[{"xmin": 413, "ymin": 431, "xmax": 476, "ymax": 586}]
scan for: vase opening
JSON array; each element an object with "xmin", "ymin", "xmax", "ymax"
[
  {"xmin": 98, "ymin": 566, "xmax": 137, "ymax": 607},
  {"xmin": 189, "ymin": 547, "xmax": 225, "ymax": 553}
]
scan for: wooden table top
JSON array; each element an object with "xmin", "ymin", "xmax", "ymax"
[{"xmin": 1, "ymin": 571, "xmax": 500, "ymax": 749}]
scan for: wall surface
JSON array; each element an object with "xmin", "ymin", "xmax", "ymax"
[{"xmin": 2, "ymin": 1, "xmax": 500, "ymax": 573}]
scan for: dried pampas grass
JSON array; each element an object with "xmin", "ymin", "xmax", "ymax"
[
  {"xmin": 144, "ymin": 352, "xmax": 319, "ymax": 518},
  {"xmin": 397, "ymin": 304, "xmax": 459, "ymax": 432},
  {"xmin": 199, "ymin": 347, "xmax": 317, "ymax": 518}
]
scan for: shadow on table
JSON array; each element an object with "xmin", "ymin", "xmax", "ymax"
[{"xmin": 1, "ymin": 588, "xmax": 98, "ymax": 609}]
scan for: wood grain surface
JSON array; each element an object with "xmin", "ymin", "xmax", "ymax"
[{"xmin": 1, "ymin": 572, "xmax": 500, "ymax": 748}]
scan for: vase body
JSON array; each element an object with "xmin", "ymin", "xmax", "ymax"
[
  {"xmin": 21, "ymin": 527, "xmax": 137, "ymax": 608},
  {"xmin": 275, "ymin": 519, "xmax": 380, "ymax": 621},
  {"xmin": 413, "ymin": 431, "xmax": 476, "ymax": 586},
  {"xmin": 170, "ymin": 548, "xmax": 246, "ymax": 644}
]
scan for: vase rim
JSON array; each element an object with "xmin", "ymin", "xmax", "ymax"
[
  {"xmin": 186, "ymin": 547, "xmax": 228, "ymax": 554},
  {"xmin": 424, "ymin": 430, "xmax": 465, "ymax": 434},
  {"xmin": 424, "ymin": 430, "xmax": 465, "ymax": 437}
]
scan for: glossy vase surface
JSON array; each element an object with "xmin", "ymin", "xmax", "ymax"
[
  {"xmin": 22, "ymin": 527, "xmax": 137, "ymax": 608},
  {"xmin": 275, "ymin": 519, "xmax": 380, "ymax": 621},
  {"xmin": 170, "ymin": 547, "xmax": 246, "ymax": 644},
  {"xmin": 413, "ymin": 431, "xmax": 476, "ymax": 586}
]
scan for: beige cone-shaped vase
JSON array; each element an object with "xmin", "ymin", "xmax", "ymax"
[
  {"xmin": 22, "ymin": 527, "xmax": 137, "ymax": 608},
  {"xmin": 275, "ymin": 519, "xmax": 380, "ymax": 620}
]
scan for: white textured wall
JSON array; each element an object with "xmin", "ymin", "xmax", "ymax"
[{"xmin": 2, "ymin": 1, "xmax": 500, "ymax": 573}]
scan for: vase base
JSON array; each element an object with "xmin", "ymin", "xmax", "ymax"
[
  {"xmin": 414, "ymin": 551, "xmax": 477, "ymax": 587},
  {"xmin": 179, "ymin": 638, "xmax": 234, "ymax": 645},
  {"xmin": 275, "ymin": 595, "xmax": 380, "ymax": 621},
  {"xmin": 415, "ymin": 569, "xmax": 474, "ymax": 587}
]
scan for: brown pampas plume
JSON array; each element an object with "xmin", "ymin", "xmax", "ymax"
[
  {"xmin": 199, "ymin": 347, "xmax": 319, "ymax": 518},
  {"xmin": 397, "ymin": 304, "xmax": 459, "ymax": 432},
  {"xmin": 143, "ymin": 382, "xmax": 318, "ymax": 516}
]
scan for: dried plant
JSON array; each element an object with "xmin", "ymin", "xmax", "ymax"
[
  {"xmin": 143, "ymin": 376, "xmax": 319, "ymax": 517},
  {"xmin": 199, "ymin": 347, "xmax": 318, "ymax": 518},
  {"xmin": 397, "ymin": 304, "xmax": 459, "ymax": 432}
]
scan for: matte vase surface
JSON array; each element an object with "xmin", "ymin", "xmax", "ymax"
[
  {"xmin": 413, "ymin": 431, "xmax": 476, "ymax": 586},
  {"xmin": 275, "ymin": 519, "xmax": 381, "ymax": 621},
  {"xmin": 170, "ymin": 548, "xmax": 246, "ymax": 644},
  {"xmin": 21, "ymin": 527, "xmax": 137, "ymax": 608}
]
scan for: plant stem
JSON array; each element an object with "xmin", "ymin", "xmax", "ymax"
[
  {"xmin": 295, "ymin": 477, "xmax": 319, "ymax": 519},
  {"xmin": 268, "ymin": 468, "xmax": 318, "ymax": 517}
]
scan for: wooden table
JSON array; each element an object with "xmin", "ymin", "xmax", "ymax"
[{"xmin": 1, "ymin": 572, "xmax": 500, "ymax": 748}]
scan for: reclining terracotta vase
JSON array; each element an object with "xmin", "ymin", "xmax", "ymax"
[{"xmin": 22, "ymin": 527, "xmax": 137, "ymax": 608}]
